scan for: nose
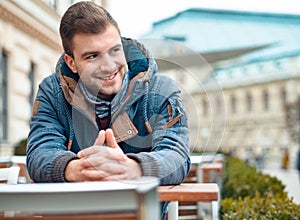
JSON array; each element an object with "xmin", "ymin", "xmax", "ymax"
[{"xmin": 99, "ymin": 53, "xmax": 116, "ymax": 73}]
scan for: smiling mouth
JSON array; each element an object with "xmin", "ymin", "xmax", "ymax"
[{"xmin": 99, "ymin": 72, "xmax": 118, "ymax": 81}]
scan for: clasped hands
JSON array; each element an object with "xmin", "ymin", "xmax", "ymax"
[{"xmin": 65, "ymin": 129, "xmax": 142, "ymax": 182}]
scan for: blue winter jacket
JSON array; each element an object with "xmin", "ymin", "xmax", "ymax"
[{"xmin": 27, "ymin": 38, "xmax": 190, "ymax": 184}]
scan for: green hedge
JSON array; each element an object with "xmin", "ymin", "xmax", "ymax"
[
  {"xmin": 221, "ymin": 156, "xmax": 300, "ymax": 219},
  {"xmin": 14, "ymin": 138, "xmax": 27, "ymax": 155}
]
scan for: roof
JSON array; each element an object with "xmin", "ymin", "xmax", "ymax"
[
  {"xmin": 144, "ymin": 8, "xmax": 300, "ymax": 56},
  {"xmin": 143, "ymin": 8, "xmax": 300, "ymax": 87}
]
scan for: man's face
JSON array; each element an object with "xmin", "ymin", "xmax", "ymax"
[{"xmin": 64, "ymin": 25, "xmax": 127, "ymax": 101}]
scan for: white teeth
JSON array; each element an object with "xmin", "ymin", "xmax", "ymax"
[{"xmin": 101, "ymin": 73, "xmax": 116, "ymax": 80}]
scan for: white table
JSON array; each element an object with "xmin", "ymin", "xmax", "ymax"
[{"xmin": 0, "ymin": 177, "xmax": 160, "ymax": 220}]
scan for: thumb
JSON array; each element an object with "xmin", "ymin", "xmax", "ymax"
[
  {"xmin": 105, "ymin": 129, "xmax": 119, "ymax": 148},
  {"xmin": 93, "ymin": 130, "xmax": 105, "ymax": 146}
]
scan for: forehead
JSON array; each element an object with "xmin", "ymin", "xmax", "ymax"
[{"xmin": 71, "ymin": 25, "xmax": 121, "ymax": 55}]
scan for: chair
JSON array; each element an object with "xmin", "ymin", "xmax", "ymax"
[
  {"xmin": 11, "ymin": 156, "xmax": 31, "ymax": 183},
  {"xmin": 159, "ymin": 183, "xmax": 220, "ymax": 220},
  {"xmin": 0, "ymin": 166, "xmax": 20, "ymax": 184},
  {"xmin": 182, "ymin": 154, "xmax": 224, "ymax": 219},
  {"xmin": 0, "ymin": 166, "xmax": 20, "ymax": 217},
  {"xmin": 0, "ymin": 156, "xmax": 31, "ymax": 183}
]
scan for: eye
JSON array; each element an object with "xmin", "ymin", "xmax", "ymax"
[
  {"xmin": 86, "ymin": 54, "xmax": 98, "ymax": 59},
  {"xmin": 111, "ymin": 46, "xmax": 121, "ymax": 55}
]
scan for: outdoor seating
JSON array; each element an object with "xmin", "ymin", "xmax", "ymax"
[
  {"xmin": 0, "ymin": 157, "xmax": 11, "ymax": 168},
  {"xmin": 174, "ymin": 154, "xmax": 224, "ymax": 219},
  {"xmin": 0, "ymin": 166, "xmax": 20, "ymax": 184},
  {"xmin": 0, "ymin": 155, "xmax": 223, "ymax": 220},
  {"xmin": 159, "ymin": 183, "xmax": 220, "ymax": 220},
  {"xmin": 0, "ymin": 156, "xmax": 30, "ymax": 183}
]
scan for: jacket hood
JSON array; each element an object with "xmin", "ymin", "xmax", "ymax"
[{"xmin": 122, "ymin": 37, "xmax": 158, "ymax": 81}]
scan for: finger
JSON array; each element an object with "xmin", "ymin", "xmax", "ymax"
[
  {"xmin": 79, "ymin": 147, "xmax": 127, "ymax": 163},
  {"xmin": 77, "ymin": 131, "xmax": 105, "ymax": 158},
  {"xmin": 80, "ymin": 154, "xmax": 117, "ymax": 168},
  {"xmin": 77, "ymin": 145, "xmax": 102, "ymax": 158},
  {"xmin": 87, "ymin": 162, "xmax": 126, "ymax": 173},
  {"xmin": 102, "ymin": 174, "xmax": 127, "ymax": 181},
  {"xmin": 94, "ymin": 130, "xmax": 106, "ymax": 146},
  {"xmin": 82, "ymin": 163, "xmax": 127, "ymax": 180},
  {"xmin": 105, "ymin": 129, "xmax": 127, "ymax": 161},
  {"xmin": 81, "ymin": 169, "xmax": 108, "ymax": 181},
  {"xmin": 105, "ymin": 129, "xmax": 119, "ymax": 148}
]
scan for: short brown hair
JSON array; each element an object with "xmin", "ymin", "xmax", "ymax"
[{"xmin": 59, "ymin": 1, "xmax": 120, "ymax": 56}]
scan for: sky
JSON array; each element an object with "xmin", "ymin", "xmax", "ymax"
[{"xmin": 107, "ymin": 0, "xmax": 300, "ymax": 39}]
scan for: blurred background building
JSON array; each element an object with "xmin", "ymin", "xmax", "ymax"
[
  {"xmin": 143, "ymin": 8, "xmax": 300, "ymax": 166},
  {"xmin": 0, "ymin": 0, "xmax": 106, "ymax": 155},
  {"xmin": 1, "ymin": 0, "xmax": 299, "ymax": 168}
]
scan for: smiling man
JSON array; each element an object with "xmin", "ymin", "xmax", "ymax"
[
  {"xmin": 64, "ymin": 27, "xmax": 127, "ymax": 101},
  {"xmin": 27, "ymin": 0, "xmax": 190, "ymax": 207}
]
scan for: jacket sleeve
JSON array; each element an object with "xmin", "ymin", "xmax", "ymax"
[
  {"xmin": 26, "ymin": 75, "xmax": 76, "ymax": 182},
  {"xmin": 127, "ymin": 75, "xmax": 191, "ymax": 185}
]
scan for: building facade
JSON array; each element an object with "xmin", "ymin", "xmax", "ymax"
[
  {"xmin": 143, "ymin": 8, "xmax": 300, "ymax": 166},
  {"xmin": 0, "ymin": 0, "xmax": 105, "ymax": 156},
  {"xmin": 196, "ymin": 57, "xmax": 300, "ymax": 164}
]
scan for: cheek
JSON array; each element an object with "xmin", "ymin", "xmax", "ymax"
[
  {"xmin": 121, "ymin": 62, "xmax": 128, "ymax": 72},
  {"xmin": 78, "ymin": 63, "xmax": 95, "ymax": 78},
  {"xmin": 118, "ymin": 56, "xmax": 128, "ymax": 74},
  {"xmin": 116, "ymin": 53, "xmax": 127, "ymax": 66}
]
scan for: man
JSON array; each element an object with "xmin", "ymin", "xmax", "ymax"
[{"xmin": 27, "ymin": 1, "xmax": 190, "ymax": 187}]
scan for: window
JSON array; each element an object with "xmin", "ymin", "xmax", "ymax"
[
  {"xmin": 280, "ymin": 88, "xmax": 287, "ymax": 109},
  {"xmin": 28, "ymin": 62, "xmax": 36, "ymax": 109},
  {"xmin": 263, "ymin": 90, "xmax": 269, "ymax": 111},
  {"xmin": 202, "ymin": 98, "xmax": 208, "ymax": 116},
  {"xmin": 49, "ymin": 0, "xmax": 57, "ymax": 9},
  {"xmin": 246, "ymin": 92, "xmax": 253, "ymax": 112},
  {"xmin": 231, "ymin": 95, "xmax": 237, "ymax": 114},
  {"xmin": 275, "ymin": 59, "xmax": 282, "ymax": 70},
  {"xmin": 216, "ymin": 96, "xmax": 222, "ymax": 114},
  {"xmin": 0, "ymin": 52, "xmax": 8, "ymax": 142}
]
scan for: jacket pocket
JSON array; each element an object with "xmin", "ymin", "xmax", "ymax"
[{"xmin": 162, "ymin": 98, "xmax": 184, "ymax": 129}]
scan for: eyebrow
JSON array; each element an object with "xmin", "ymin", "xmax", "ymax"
[
  {"xmin": 80, "ymin": 50, "xmax": 98, "ymax": 59},
  {"xmin": 80, "ymin": 43, "xmax": 122, "ymax": 59}
]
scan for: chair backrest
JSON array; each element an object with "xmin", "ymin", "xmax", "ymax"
[
  {"xmin": 0, "ymin": 166, "xmax": 20, "ymax": 184},
  {"xmin": 11, "ymin": 156, "xmax": 31, "ymax": 183}
]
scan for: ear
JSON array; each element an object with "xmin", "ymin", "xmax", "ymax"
[{"xmin": 64, "ymin": 53, "xmax": 77, "ymax": 73}]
